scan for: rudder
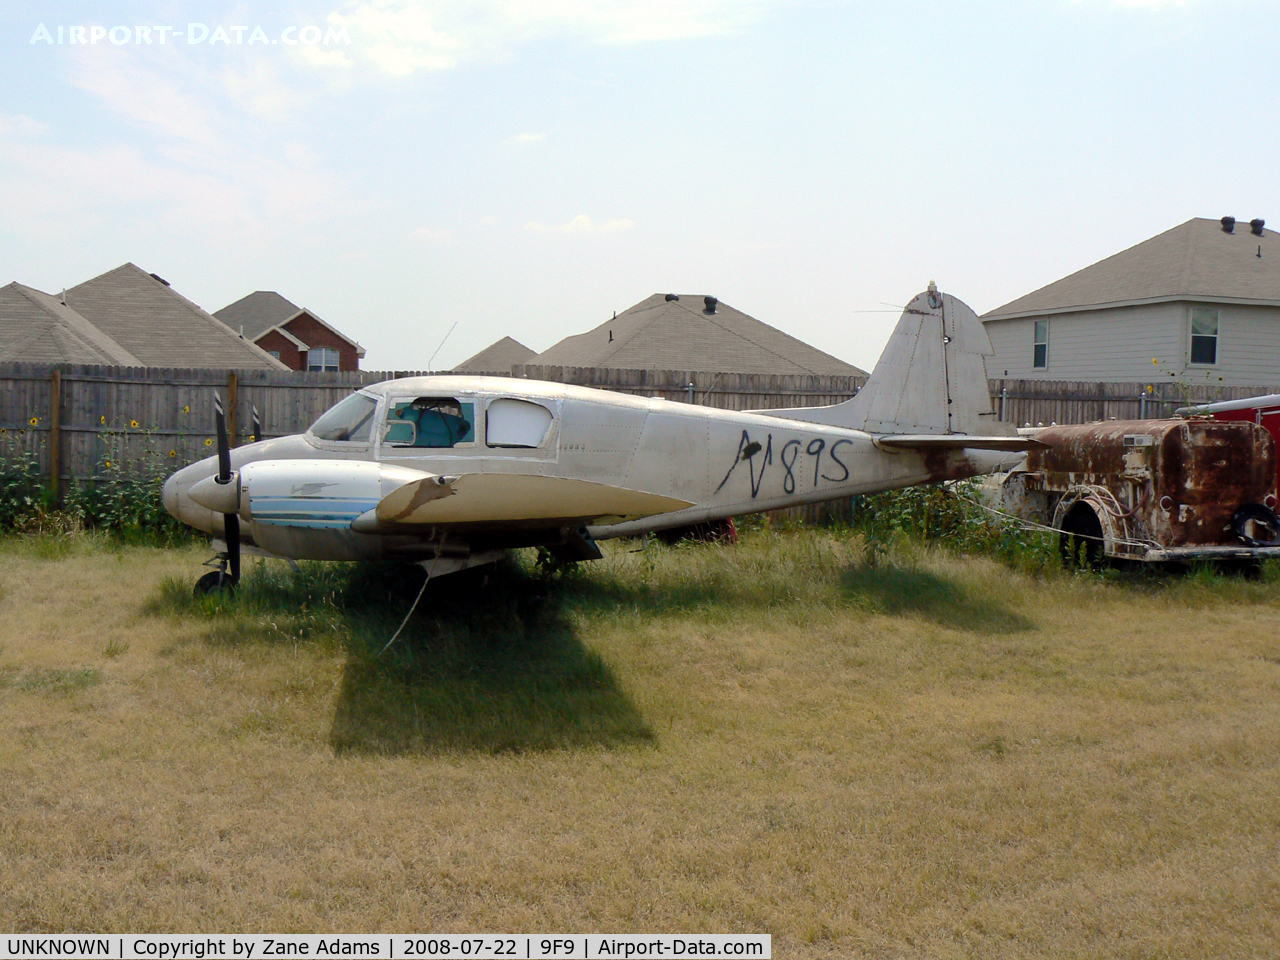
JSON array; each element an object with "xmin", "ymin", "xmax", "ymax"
[{"xmin": 763, "ymin": 283, "xmax": 1009, "ymax": 437}]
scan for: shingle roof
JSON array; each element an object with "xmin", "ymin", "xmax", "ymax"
[
  {"xmin": 65, "ymin": 264, "xmax": 286, "ymax": 369},
  {"xmin": 0, "ymin": 282, "xmax": 143, "ymax": 365},
  {"xmin": 983, "ymin": 217, "xmax": 1280, "ymax": 319},
  {"xmin": 257, "ymin": 325, "xmax": 310, "ymax": 351},
  {"xmin": 214, "ymin": 291, "xmax": 302, "ymax": 340},
  {"xmin": 217, "ymin": 295, "xmax": 366, "ymax": 358},
  {"xmin": 531, "ymin": 294, "xmax": 866, "ymax": 376},
  {"xmin": 453, "ymin": 336, "xmax": 537, "ymax": 373}
]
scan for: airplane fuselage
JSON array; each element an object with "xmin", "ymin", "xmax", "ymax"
[{"xmin": 164, "ymin": 375, "xmax": 1012, "ymax": 563}]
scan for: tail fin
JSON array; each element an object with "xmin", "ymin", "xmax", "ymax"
[{"xmin": 766, "ymin": 284, "xmax": 1010, "ymax": 437}]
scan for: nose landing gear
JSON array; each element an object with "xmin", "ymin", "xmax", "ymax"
[{"xmin": 194, "ymin": 551, "xmax": 239, "ymax": 596}]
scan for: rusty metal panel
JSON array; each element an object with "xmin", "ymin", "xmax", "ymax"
[{"xmin": 1020, "ymin": 419, "xmax": 1276, "ymax": 549}]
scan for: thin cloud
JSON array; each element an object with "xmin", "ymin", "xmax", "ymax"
[
  {"xmin": 66, "ymin": 46, "xmax": 222, "ymax": 147},
  {"xmin": 1089, "ymin": 0, "xmax": 1193, "ymax": 6},
  {"xmin": 322, "ymin": 0, "xmax": 775, "ymax": 76},
  {"xmin": 0, "ymin": 114, "xmax": 50, "ymax": 137},
  {"xmin": 507, "ymin": 132, "xmax": 545, "ymax": 144},
  {"xmin": 13, "ymin": 45, "xmax": 343, "ymax": 244},
  {"xmin": 411, "ymin": 226, "xmax": 454, "ymax": 241},
  {"xmin": 525, "ymin": 214, "xmax": 634, "ymax": 233}
]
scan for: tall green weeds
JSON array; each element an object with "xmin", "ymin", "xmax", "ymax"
[
  {"xmin": 845, "ymin": 480, "xmax": 1059, "ymax": 573},
  {"xmin": 1, "ymin": 429, "xmax": 191, "ymax": 543}
]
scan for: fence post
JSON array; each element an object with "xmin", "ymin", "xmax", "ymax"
[
  {"xmin": 227, "ymin": 371, "xmax": 238, "ymax": 447},
  {"xmin": 49, "ymin": 368, "xmax": 61, "ymax": 498}
]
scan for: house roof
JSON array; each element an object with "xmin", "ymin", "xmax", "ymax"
[
  {"xmin": 215, "ymin": 291, "xmax": 302, "ymax": 340},
  {"xmin": 531, "ymin": 294, "xmax": 866, "ymax": 376},
  {"xmin": 0, "ymin": 282, "xmax": 144, "ymax": 365},
  {"xmin": 64, "ymin": 264, "xmax": 287, "ymax": 369},
  {"xmin": 255, "ymin": 324, "xmax": 310, "ymax": 351},
  {"xmin": 216, "ymin": 294, "xmax": 367, "ymax": 359},
  {"xmin": 453, "ymin": 336, "xmax": 537, "ymax": 373},
  {"xmin": 983, "ymin": 217, "xmax": 1280, "ymax": 320}
]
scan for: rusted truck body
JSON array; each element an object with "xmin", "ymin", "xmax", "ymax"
[
  {"xmin": 1176, "ymin": 393, "xmax": 1280, "ymax": 493},
  {"xmin": 1002, "ymin": 418, "xmax": 1280, "ymax": 564}
]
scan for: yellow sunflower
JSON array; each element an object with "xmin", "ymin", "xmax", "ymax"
[
  {"xmin": 205, "ymin": 438, "xmax": 213, "ymax": 447},
  {"xmin": 100, "ymin": 415, "xmax": 106, "ymax": 425},
  {"xmin": 183, "ymin": 405, "xmax": 190, "ymax": 414},
  {"xmin": 168, "ymin": 450, "xmax": 177, "ymax": 458},
  {"xmin": 29, "ymin": 417, "xmax": 39, "ymax": 426},
  {"xmin": 130, "ymin": 419, "xmax": 139, "ymax": 429}
]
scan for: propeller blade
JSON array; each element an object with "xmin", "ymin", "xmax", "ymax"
[
  {"xmin": 252, "ymin": 404, "xmax": 262, "ymax": 444},
  {"xmin": 214, "ymin": 392, "xmax": 231, "ymax": 484},
  {"xmin": 213, "ymin": 391, "xmax": 240, "ymax": 586}
]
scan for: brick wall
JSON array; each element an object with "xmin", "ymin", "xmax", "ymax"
[
  {"xmin": 255, "ymin": 329, "xmax": 305, "ymax": 370},
  {"xmin": 282, "ymin": 313, "xmax": 360, "ymax": 371}
]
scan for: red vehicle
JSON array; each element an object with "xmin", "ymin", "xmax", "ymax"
[{"xmin": 1178, "ymin": 394, "xmax": 1280, "ymax": 492}]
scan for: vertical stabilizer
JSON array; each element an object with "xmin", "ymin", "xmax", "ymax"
[{"xmin": 762, "ymin": 285, "xmax": 1010, "ymax": 436}]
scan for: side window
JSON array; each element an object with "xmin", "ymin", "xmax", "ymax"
[
  {"xmin": 487, "ymin": 398, "xmax": 553, "ymax": 448},
  {"xmin": 1033, "ymin": 319, "xmax": 1048, "ymax": 369},
  {"xmin": 1190, "ymin": 307, "xmax": 1218, "ymax": 365},
  {"xmin": 386, "ymin": 397, "xmax": 475, "ymax": 448}
]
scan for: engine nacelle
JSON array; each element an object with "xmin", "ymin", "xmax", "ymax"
[{"xmin": 236, "ymin": 460, "xmax": 433, "ymax": 530}]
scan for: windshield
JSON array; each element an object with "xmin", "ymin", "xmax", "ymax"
[{"xmin": 308, "ymin": 392, "xmax": 378, "ymax": 442}]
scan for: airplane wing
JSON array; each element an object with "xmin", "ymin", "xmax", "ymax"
[
  {"xmin": 355, "ymin": 473, "xmax": 695, "ymax": 529},
  {"xmin": 873, "ymin": 435, "xmax": 1046, "ymax": 451}
]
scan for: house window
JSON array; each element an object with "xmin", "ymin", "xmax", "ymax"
[
  {"xmin": 308, "ymin": 347, "xmax": 340, "ymax": 372},
  {"xmin": 268, "ymin": 350, "xmax": 280, "ymax": 359},
  {"xmin": 1033, "ymin": 319, "xmax": 1048, "ymax": 369},
  {"xmin": 1190, "ymin": 307, "xmax": 1218, "ymax": 365}
]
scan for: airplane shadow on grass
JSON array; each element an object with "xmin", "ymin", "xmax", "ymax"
[
  {"xmin": 326, "ymin": 562, "xmax": 655, "ymax": 757},
  {"xmin": 839, "ymin": 565, "xmax": 1035, "ymax": 635}
]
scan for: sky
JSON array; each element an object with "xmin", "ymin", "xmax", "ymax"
[{"xmin": 2, "ymin": 0, "xmax": 1278, "ymax": 373}]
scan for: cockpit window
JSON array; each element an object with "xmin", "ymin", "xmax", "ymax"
[
  {"xmin": 387, "ymin": 397, "xmax": 475, "ymax": 448},
  {"xmin": 309, "ymin": 392, "xmax": 378, "ymax": 442}
]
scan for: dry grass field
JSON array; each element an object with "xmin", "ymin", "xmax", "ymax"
[{"xmin": 1, "ymin": 529, "xmax": 1279, "ymax": 957}]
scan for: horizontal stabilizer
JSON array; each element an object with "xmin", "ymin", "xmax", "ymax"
[
  {"xmin": 366, "ymin": 473, "xmax": 695, "ymax": 526},
  {"xmin": 874, "ymin": 435, "xmax": 1045, "ymax": 452}
]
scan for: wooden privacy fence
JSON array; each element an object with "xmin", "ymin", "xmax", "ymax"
[
  {"xmin": 991, "ymin": 378, "xmax": 1280, "ymax": 427},
  {"xmin": 5, "ymin": 361, "xmax": 1280, "ymax": 490},
  {"xmin": 509, "ymin": 365, "xmax": 868, "ymax": 411},
  {"xmin": 0, "ymin": 363, "xmax": 428, "ymax": 491}
]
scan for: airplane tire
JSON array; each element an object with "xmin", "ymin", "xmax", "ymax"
[{"xmin": 194, "ymin": 570, "xmax": 238, "ymax": 596}]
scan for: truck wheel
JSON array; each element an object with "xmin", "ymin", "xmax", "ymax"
[
  {"xmin": 1058, "ymin": 503, "xmax": 1104, "ymax": 569},
  {"xmin": 1231, "ymin": 503, "xmax": 1280, "ymax": 547}
]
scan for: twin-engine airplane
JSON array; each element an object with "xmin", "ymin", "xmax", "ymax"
[{"xmin": 163, "ymin": 285, "xmax": 1036, "ymax": 592}]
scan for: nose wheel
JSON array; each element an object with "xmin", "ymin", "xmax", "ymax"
[{"xmin": 194, "ymin": 553, "xmax": 239, "ymax": 596}]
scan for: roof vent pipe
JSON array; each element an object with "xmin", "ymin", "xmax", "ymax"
[
  {"xmin": 1221, "ymin": 216, "xmax": 1236, "ymax": 233},
  {"xmin": 665, "ymin": 293, "xmax": 679, "ymax": 301},
  {"xmin": 703, "ymin": 296, "xmax": 718, "ymax": 314},
  {"xmin": 1251, "ymin": 218, "xmax": 1266, "ymax": 236}
]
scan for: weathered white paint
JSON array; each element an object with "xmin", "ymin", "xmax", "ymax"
[{"xmin": 164, "ymin": 289, "xmax": 1030, "ymax": 566}]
